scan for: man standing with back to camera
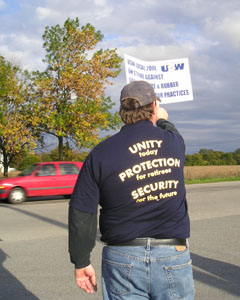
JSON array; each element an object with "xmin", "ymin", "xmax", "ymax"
[{"xmin": 68, "ymin": 80, "xmax": 195, "ymax": 300}]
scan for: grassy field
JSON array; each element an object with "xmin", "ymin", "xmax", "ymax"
[{"xmin": 184, "ymin": 165, "xmax": 240, "ymax": 184}]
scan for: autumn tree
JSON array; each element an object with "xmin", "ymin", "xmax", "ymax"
[
  {"xmin": 32, "ymin": 18, "xmax": 123, "ymax": 160},
  {"xmin": 0, "ymin": 56, "xmax": 37, "ymax": 177}
]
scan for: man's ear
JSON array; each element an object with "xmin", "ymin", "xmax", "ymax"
[
  {"xmin": 152, "ymin": 100, "xmax": 156, "ymax": 110},
  {"xmin": 150, "ymin": 101, "xmax": 157, "ymax": 125}
]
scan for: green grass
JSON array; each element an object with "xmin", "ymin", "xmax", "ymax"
[{"xmin": 185, "ymin": 177, "xmax": 240, "ymax": 184}]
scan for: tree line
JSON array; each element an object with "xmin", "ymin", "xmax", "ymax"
[
  {"xmin": 0, "ymin": 18, "xmax": 123, "ymax": 177},
  {"xmin": 185, "ymin": 148, "xmax": 240, "ymax": 166},
  {"xmin": 8, "ymin": 147, "xmax": 240, "ymax": 175}
]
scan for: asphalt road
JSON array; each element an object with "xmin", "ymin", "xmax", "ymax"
[{"xmin": 0, "ymin": 181, "xmax": 239, "ymax": 300}]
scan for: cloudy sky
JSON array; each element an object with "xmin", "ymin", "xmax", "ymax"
[{"xmin": 0, "ymin": 0, "xmax": 240, "ymax": 154}]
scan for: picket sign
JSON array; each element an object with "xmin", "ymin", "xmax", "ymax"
[{"xmin": 124, "ymin": 54, "xmax": 193, "ymax": 104}]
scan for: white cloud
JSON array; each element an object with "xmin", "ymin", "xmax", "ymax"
[
  {"xmin": 94, "ymin": 0, "xmax": 107, "ymax": 6},
  {"xmin": 0, "ymin": 0, "xmax": 6, "ymax": 10},
  {"xmin": 36, "ymin": 6, "xmax": 63, "ymax": 22},
  {"xmin": 0, "ymin": 45, "xmax": 23, "ymax": 65},
  {"xmin": 0, "ymin": 32, "xmax": 44, "ymax": 71},
  {"xmin": 35, "ymin": 0, "xmax": 113, "ymax": 24},
  {"xmin": 177, "ymin": 119, "xmax": 224, "ymax": 126},
  {"xmin": 204, "ymin": 11, "xmax": 240, "ymax": 49},
  {"xmin": 110, "ymin": 42, "xmax": 197, "ymax": 73},
  {"xmin": 94, "ymin": 6, "xmax": 113, "ymax": 20}
]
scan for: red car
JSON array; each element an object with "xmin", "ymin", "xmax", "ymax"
[{"xmin": 0, "ymin": 161, "xmax": 83, "ymax": 204}]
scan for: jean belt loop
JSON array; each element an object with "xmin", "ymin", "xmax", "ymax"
[{"xmin": 146, "ymin": 238, "xmax": 151, "ymax": 250}]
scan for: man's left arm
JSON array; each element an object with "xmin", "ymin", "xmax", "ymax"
[
  {"xmin": 156, "ymin": 118, "xmax": 182, "ymax": 136},
  {"xmin": 155, "ymin": 106, "xmax": 185, "ymax": 150}
]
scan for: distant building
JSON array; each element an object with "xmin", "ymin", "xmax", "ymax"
[{"xmin": 0, "ymin": 153, "xmax": 16, "ymax": 174}]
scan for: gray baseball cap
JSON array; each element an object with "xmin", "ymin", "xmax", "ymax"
[{"xmin": 120, "ymin": 80, "xmax": 160, "ymax": 107}]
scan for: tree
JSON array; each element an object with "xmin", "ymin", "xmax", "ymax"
[
  {"xmin": 0, "ymin": 56, "xmax": 38, "ymax": 177},
  {"xmin": 32, "ymin": 18, "xmax": 123, "ymax": 160},
  {"xmin": 16, "ymin": 154, "xmax": 41, "ymax": 171},
  {"xmin": 199, "ymin": 148, "xmax": 221, "ymax": 165},
  {"xmin": 222, "ymin": 152, "xmax": 236, "ymax": 165},
  {"xmin": 187, "ymin": 153, "xmax": 205, "ymax": 166},
  {"xmin": 233, "ymin": 149, "xmax": 240, "ymax": 164}
]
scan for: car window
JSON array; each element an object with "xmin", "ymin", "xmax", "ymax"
[
  {"xmin": 36, "ymin": 164, "xmax": 56, "ymax": 176},
  {"xmin": 21, "ymin": 164, "xmax": 39, "ymax": 176},
  {"xmin": 59, "ymin": 163, "xmax": 79, "ymax": 175}
]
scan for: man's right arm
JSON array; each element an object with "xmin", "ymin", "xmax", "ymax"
[
  {"xmin": 68, "ymin": 206, "xmax": 97, "ymax": 269},
  {"xmin": 68, "ymin": 206, "xmax": 98, "ymax": 294}
]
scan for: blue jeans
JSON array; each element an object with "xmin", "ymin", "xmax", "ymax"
[{"xmin": 101, "ymin": 239, "xmax": 194, "ymax": 300}]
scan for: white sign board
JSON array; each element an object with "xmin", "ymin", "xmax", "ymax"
[{"xmin": 124, "ymin": 54, "xmax": 193, "ymax": 104}]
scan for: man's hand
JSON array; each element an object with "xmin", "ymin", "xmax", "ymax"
[
  {"xmin": 156, "ymin": 106, "xmax": 168, "ymax": 120},
  {"xmin": 75, "ymin": 264, "xmax": 97, "ymax": 294},
  {"xmin": 151, "ymin": 101, "xmax": 168, "ymax": 124}
]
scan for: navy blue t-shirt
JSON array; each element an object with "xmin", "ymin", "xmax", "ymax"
[{"xmin": 70, "ymin": 120, "xmax": 190, "ymax": 243}]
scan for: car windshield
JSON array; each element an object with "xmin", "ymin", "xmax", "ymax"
[{"xmin": 20, "ymin": 164, "xmax": 39, "ymax": 176}]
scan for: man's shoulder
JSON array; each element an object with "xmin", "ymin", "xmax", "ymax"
[{"xmin": 90, "ymin": 131, "xmax": 121, "ymax": 155}]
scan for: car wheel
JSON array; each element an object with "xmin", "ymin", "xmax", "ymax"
[{"xmin": 8, "ymin": 187, "xmax": 26, "ymax": 204}]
